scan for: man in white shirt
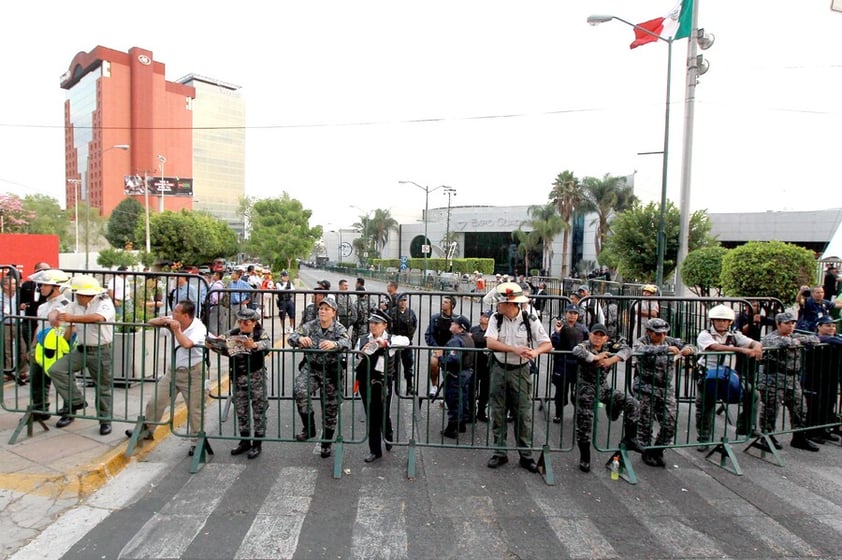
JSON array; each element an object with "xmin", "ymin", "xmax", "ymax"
[{"xmin": 126, "ymin": 300, "xmax": 208, "ymax": 456}]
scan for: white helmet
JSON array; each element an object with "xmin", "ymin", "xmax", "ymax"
[
  {"xmin": 29, "ymin": 268, "xmax": 70, "ymax": 286},
  {"xmin": 490, "ymin": 281, "xmax": 529, "ymax": 303},
  {"xmin": 708, "ymin": 304, "xmax": 735, "ymax": 322},
  {"xmin": 70, "ymin": 275, "xmax": 105, "ymax": 296}
]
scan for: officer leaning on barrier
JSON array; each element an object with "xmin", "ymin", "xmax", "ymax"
[
  {"xmin": 756, "ymin": 311, "xmax": 822, "ymax": 453},
  {"xmin": 26, "ymin": 268, "xmax": 72, "ymax": 421},
  {"xmin": 484, "ymin": 282, "xmax": 552, "ymax": 474},
  {"xmin": 694, "ymin": 305, "xmax": 762, "ymax": 450},
  {"xmin": 49, "ymin": 275, "xmax": 116, "ymax": 436},
  {"xmin": 288, "ymin": 295, "xmax": 351, "ymax": 459},
  {"xmin": 572, "ymin": 323, "xmax": 643, "ymax": 473},
  {"xmin": 633, "ymin": 318, "xmax": 695, "ymax": 468},
  {"xmin": 439, "ymin": 314, "xmax": 475, "ymax": 438}
]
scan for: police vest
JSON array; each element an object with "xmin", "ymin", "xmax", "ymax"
[{"xmin": 34, "ymin": 327, "xmax": 72, "ymax": 374}]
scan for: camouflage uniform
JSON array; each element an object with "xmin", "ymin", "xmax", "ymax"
[
  {"xmin": 572, "ymin": 339, "xmax": 639, "ymax": 444},
  {"xmin": 301, "ymin": 303, "xmax": 318, "ymax": 325},
  {"xmin": 633, "ymin": 334, "xmax": 695, "ymax": 447},
  {"xmin": 336, "ymin": 293, "xmax": 357, "ymax": 332},
  {"xmin": 352, "ymin": 292, "xmax": 371, "ymax": 348},
  {"xmin": 228, "ymin": 324, "xmax": 271, "ymax": 437},
  {"xmin": 289, "ymin": 318, "xmax": 351, "ymax": 433},
  {"xmin": 758, "ymin": 330, "xmax": 819, "ymax": 433}
]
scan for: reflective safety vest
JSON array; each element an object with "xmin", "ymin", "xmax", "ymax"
[{"xmin": 34, "ymin": 327, "xmax": 72, "ymax": 374}]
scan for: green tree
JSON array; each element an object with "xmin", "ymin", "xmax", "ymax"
[
  {"xmin": 513, "ymin": 227, "xmax": 542, "ymax": 276},
  {"xmin": 106, "ymin": 198, "xmax": 144, "ymax": 249},
  {"xmin": 0, "ymin": 193, "xmax": 35, "ymax": 233},
  {"xmin": 580, "ymin": 174, "xmax": 638, "ymax": 257},
  {"xmin": 97, "ymin": 248, "xmax": 140, "ymax": 269},
  {"xmin": 352, "ymin": 214, "xmax": 374, "ymax": 263},
  {"xmin": 602, "ymin": 201, "xmax": 716, "ymax": 282},
  {"xmin": 681, "ymin": 245, "xmax": 728, "ymax": 297},
  {"xmin": 246, "ymin": 194, "xmax": 321, "ymax": 271},
  {"xmin": 525, "ymin": 202, "xmax": 565, "ymax": 274},
  {"xmin": 721, "ymin": 241, "xmax": 815, "ymax": 305},
  {"xmin": 21, "ymin": 194, "xmax": 71, "ymax": 250},
  {"xmin": 549, "ymin": 170, "xmax": 584, "ymax": 277},
  {"xmin": 147, "ymin": 210, "xmax": 238, "ymax": 264},
  {"xmin": 368, "ymin": 208, "xmax": 398, "ymax": 257}
]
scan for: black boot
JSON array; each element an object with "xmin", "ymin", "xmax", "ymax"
[
  {"xmin": 791, "ymin": 432, "xmax": 819, "ymax": 452},
  {"xmin": 321, "ymin": 428, "xmax": 334, "ymax": 458},
  {"xmin": 441, "ymin": 422, "xmax": 458, "ymax": 438},
  {"xmin": 247, "ymin": 440, "xmax": 262, "ymax": 459},
  {"xmin": 295, "ymin": 411, "xmax": 317, "ymax": 441},
  {"xmin": 621, "ymin": 422, "xmax": 644, "ymax": 453},
  {"xmin": 231, "ymin": 438, "xmax": 251, "ymax": 456},
  {"xmin": 578, "ymin": 442, "xmax": 591, "ymax": 472},
  {"xmin": 642, "ymin": 448, "xmax": 665, "ymax": 467}
]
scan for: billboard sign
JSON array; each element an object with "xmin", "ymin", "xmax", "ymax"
[{"xmin": 124, "ymin": 175, "xmax": 193, "ymax": 196}]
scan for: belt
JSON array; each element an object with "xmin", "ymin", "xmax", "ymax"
[
  {"xmin": 77, "ymin": 344, "xmax": 111, "ymax": 352},
  {"xmin": 494, "ymin": 357, "xmax": 528, "ymax": 371}
]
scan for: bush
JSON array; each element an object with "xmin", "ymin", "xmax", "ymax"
[
  {"xmin": 681, "ymin": 245, "xmax": 727, "ymax": 297},
  {"xmin": 720, "ymin": 241, "xmax": 815, "ymax": 305}
]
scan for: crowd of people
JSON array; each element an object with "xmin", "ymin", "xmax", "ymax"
[{"xmin": 4, "ymin": 261, "xmax": 842, "ymax": 475}]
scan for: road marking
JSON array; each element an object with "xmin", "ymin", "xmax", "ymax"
[
  {"xmin": 119, "ymin": 463, "xmax": 244, "ymax": 559},
  {"xmin": 352, "ymin": 494, "xmax": 408, "ymax": 559},
  {"xmin": 234, "ymin": 467, "xmax": 318, "ymax": 559},
  {"xmin": 528, "ymin": 479, "xmax": 619, "ymax": 559}
]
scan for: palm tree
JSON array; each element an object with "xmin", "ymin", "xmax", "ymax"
[
  {"xmin": 352, "ymin": 214, "xmax": 373, "ymax": 263},
  {"xmin": 549, "ymin": 170, "xmax": 584, "ymax": 278},
  {"xmin": 512, "ymin": 228, "xmax": 542, "ymax": 275},
  {"xmin": 368, "ymin": 208, "xmax": 398, "ymax": 257},
  {"xmin": 525, "ymin": 202, "xmax": 566, "ymax": 275},
  {"xmin": 581, "ymin": 174, "xmax": 639, "ymax": 257}
]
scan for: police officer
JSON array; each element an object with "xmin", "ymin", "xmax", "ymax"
[
  {"xmin": 485, "ymin": 282, "xmax": 552, "ymax": 473},
  {"xmin": 335, "ymin": 279, "xmax": 358, "ymax": 334},
  {"xmin": 352, "ymin": 277, "xmax": 370, "ymax": 349},
  {"xmin": 300, "ymin": 281, "xmax": 330, "ymax": 324},
  {"xmin": 275, "ymin": 270, "xmax": 296, "ymax": 331},
  {"xmin": 440, "ymin": 315, "xmax": 475, "ymax": 438},
  {"xmin": 391, "ymin": 293, "xmax": 417, "ymax": 395},
  {"xmin": 470, "ymin": 311, "xmax": 492, "ymax": 422},
  {"xmin": 355, "ymin": 309, "xmax": 409, "ymax": 462},
  {"xmin": 50, "ymin": 275, "xmax": 116, "ymax": 436},
  {"xmin": 757, "ymin": 311, "xmax": 821, "ymax": 453},
  {"xmin": 550, "ymin": 304, "xmax": 589, "ymax": 422},
  {"xmin": 26, "ymin": 268, "xmax": 71, "ymax": 421},
  {"xmin": 633, "ymin": 318, "xmax": 695, "ymax": 467},
  {"xmin": 227, "ymin": 308, "xmax": 271, "ymax": 459},
  {"xmin": 694, "ymin": 305, "xmax": 762, "ymax": 451},
  {"xmin": 288, "ymin": 295, "xmax": 351, "ymax": 459},
  {"xmin": 572, "ymin": 323, "xmax": 642, "ymax": 472}
]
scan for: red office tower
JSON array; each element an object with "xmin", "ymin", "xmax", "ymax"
[{"xmin": 61, "ymin": 46, "xmax": 195, "ymax": 217}]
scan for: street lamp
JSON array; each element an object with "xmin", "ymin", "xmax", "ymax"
[
  {"xmin": 157, "ymin": 155, "xmax": 167, "ymax": 213},
  {"xmin": 443, "ymin": 186, "xmax": 457, "ymax": 269},
  {"xmin": 399, "ymin": 180, "xmax": 448, "ymax": 278},
  {"xmin": 587, "ymin": 14, "xmax": 673, "ymax": 289},
  {"xmin": 67, "ymin": 178, "xmax": 82, "ymax": 253}
]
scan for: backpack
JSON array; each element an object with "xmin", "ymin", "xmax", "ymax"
[{"xmin": 495, "ymin": 310, "xmax": 537, "ymax": 373}]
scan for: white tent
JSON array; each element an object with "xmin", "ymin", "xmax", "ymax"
[{"xmin": 821, "ymin": 221, "xmax": 842, "ymax": 262}]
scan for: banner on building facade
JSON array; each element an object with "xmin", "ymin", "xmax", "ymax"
[{"xmin": 124, "ymin": 175, "xmax": 193, "ymax": 197}]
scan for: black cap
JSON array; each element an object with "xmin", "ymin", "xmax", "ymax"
[{"xmin": 590, "ymin": 323, "xmax": 608, "ymax": 335}]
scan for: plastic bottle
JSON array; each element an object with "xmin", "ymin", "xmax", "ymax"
[{"xmin": 610, "ymin": 455, "xmax": 620, "ymax": 480}]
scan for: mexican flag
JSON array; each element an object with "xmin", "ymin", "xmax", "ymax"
[{"xmin": 630, "ymin": 0, "xmax": 693, "ymax": 49}]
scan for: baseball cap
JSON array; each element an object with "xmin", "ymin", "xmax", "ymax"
[
  {"xmin": 319, "ymin": 296, "xmax": 338, "ymax": 310},
  {"xmin": 397, "ymin": 292, "xmax": 409, "ymax": 301},
  {"xmin": 775, "ymin": 311, "xmax": 796, "ymax": 323},
  {"xmin": 645, "ymin": 318, "xmax": 670, "ymax": 333},
  {"xmin": 816, "ymin": 316, "xmax": 834, "ymax": 325},
  {"xmin": 452, "ymin": 315, "xmax": 471, "ymax": 331},
  {"xmin": 564, "ymin": 304, "xmax": 580, "ymax": 314},
  {"xmin": 236, "ymin": 308, "xmax": 260, "ymax": 321},
  {"xmin": 316, "ymin": 279, "xmax": 331, "ymax": 290},
  {"xmin": 590, "ymin": 323, "xmax": 608, "ymax": 335},
  {"xmin": 577, "ymin": 284, "xmax": 590, "ymax": 294}
]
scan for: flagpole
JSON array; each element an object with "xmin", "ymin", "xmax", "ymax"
[
  {"xmin": 654, "ymin": 38, "xmax": 673, "ymax": 289},
  {"xmin": 674, "ymin": 0, "xmax": 700, "ymax": 296}
]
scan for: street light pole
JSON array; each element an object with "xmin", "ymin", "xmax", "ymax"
[
  {"xmin": 399, "ymin": 180, "xmax": 447, "ymax": 279},
  {"xmin": 67, "ymin": 178, "xmax": 82, "ymax": 253},
  {"xmin": 157, "ymin": 155, "xmax": 166, "ymax": 213},
  {"xmin": 587, "ymin": 14, "xmax": 673, "ymax": 289},
  {"xmin": 443, "ymin": 186, "xmax": 457, "ymax": 270}
]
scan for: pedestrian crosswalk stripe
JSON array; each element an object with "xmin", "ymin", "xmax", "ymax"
[
  {"xmin": 119, "ymin": 464, "xmax": 244, "ymax": 559},
  {"xmin": 352, "ymin": 495, "xmax": 408, "ymax": 559},
  {"xmin": 235, "ymin": 467, "xmax": 318, "ymax": 559}
]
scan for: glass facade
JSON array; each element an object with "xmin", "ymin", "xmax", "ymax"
[
  {"xmin": 181, "ymin": 76, "xmax": 245, "ymax": 239},
  {"xmin": 67, "ymin": 66, "xmax": 101, "ymax": 202},
  {"xmin": 464, "ymin": 231, "xmax": 542, "ymax": 275}
]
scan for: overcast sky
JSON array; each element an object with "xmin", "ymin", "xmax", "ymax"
[{"xmin": 1, "ymin": 1, "xmax": 840, "ymax": 230}]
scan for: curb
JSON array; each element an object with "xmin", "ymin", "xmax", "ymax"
[{"xmin": 0, "ymin": 375, "xmax": 230, "ymax": 501}]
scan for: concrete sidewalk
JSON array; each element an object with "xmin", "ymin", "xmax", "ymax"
[{"xmin": 0, "ymin": 375, "xmax": 224, "ymax": 559}]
